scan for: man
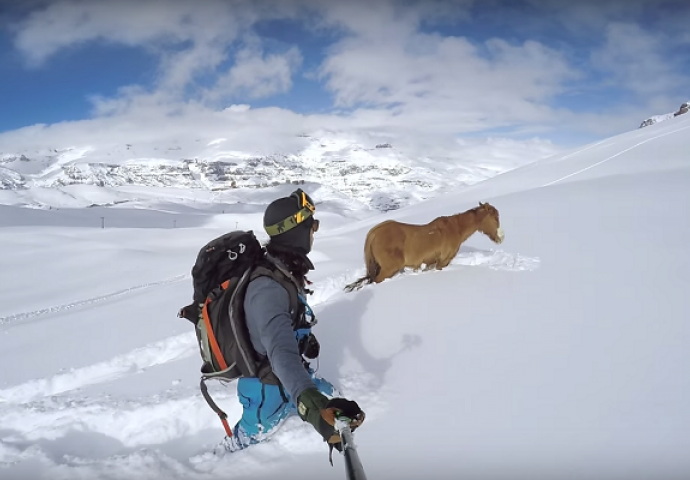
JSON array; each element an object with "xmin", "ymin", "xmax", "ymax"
[{"xmin": 221, "ymin": 188, "xmax": 365, "ymax": 455}]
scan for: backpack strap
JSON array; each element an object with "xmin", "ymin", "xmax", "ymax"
[
  {"xmin": 200, "ymin": 376, "xmax": 233, "ymax": 438},
  {"xmin": 249, "ymin": 261, "xmax": 302, "ymax": 326},
  {"xmin": 201, "ymin": 280, "xmax": 232, "ymax": 371},
  {"xmin": 244, "ymin": 259, "xmax": 306, "ymax": 387},
  {"xmin": 199, "ymin": 279, "xmax": 236, "ymax": 439}
]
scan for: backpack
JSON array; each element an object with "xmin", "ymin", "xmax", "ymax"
[{"xmin": 177, "ymin": 230, "xmax": 303, "ymax": 438}]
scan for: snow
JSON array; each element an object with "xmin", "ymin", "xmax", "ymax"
[{"xmin": 1, "ymin": 113, "xmax": 689, "ymax": 480}]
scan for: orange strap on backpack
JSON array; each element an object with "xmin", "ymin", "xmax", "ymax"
[
  {"xmin": 202, "ymin": 300, "xmax": 228, "ymax": 371},
  {"xmin": 201, "ymin": 281, "xmax": 232, "ymax": 437}
]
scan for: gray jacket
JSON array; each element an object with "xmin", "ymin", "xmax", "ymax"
[{"xmin": 242, "ymin": 274, "xmax": 315, "ymax": 403}]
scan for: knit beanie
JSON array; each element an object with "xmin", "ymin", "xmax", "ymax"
[{"xmin": 263, "ymin": 192, "xmax": 315, "ymax": 255}]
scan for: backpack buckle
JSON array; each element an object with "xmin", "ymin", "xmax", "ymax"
[{"xmin": 227, "ymin": 242, "xmax": 246, "ymax": 261}]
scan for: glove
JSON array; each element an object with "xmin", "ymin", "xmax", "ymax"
[
  {"xmin": 297, "ymin": 387, "xmax": 365, "ymax": 449},
  {"xmin": 297, "ymin": 332, "xmax": 320, "ymax": 359}
]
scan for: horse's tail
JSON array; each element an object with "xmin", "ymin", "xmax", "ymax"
[
  {"xmin": 343, "ymin": 275, "xmax": 369, "ymax": 293},
  {"xmin": 344, "ymin": 227, "xmax": 381, "ymax": 292},
  {"xmin": 363, "ymin": 228, "xmax": 381, "ymax": 281}
]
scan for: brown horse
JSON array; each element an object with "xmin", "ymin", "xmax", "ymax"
[{"xmin": 344, "ymin": 202, "xmax": 504, "ymax": 291}]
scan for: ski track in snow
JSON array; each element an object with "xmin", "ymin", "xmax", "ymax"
[
  {"xmin": 0, "ymin": 387, "xmax": 222, "ymax": 447},
  {"xmin": 543, "ymin": 123, "xmax": 690, "ymax": 187},
  {"xmin": 0, "ymin": 386, "xmax": 230, "ymax": 480},
  {"xmin": 0, "ymin": 371, "xmax": 386, "ymax": 480},
  {"xmin": 0, "ymin": 333, "xmax": 198, "ymax": 405},
  {"xmin": 0, "ymin": 274, "xmax": 190, "ymax": 326}
]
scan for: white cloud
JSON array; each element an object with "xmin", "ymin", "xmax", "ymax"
[
  {"xmin": 318, "ymin": 29, "xmax": 578, "ymax": 134},
  {"xmin": 1, "ymin": 0, "xmax": 687, "ymax": 159},
  {"xmin": 225, "ymin": 104, "xmax": 251, "ymax": 112},
  {"xmin": 156, "ymin": 41, "xmax": 229, "ymax": 93},
  {"xmin": 307, "ymin": 0, "xmax": 424, "ymax": 42},
  {"xmin": 12, "ymin": 0, "xmax": 245, "ymax": 67},
  {"xmin": 204, "ymin": 43, "xmax": 303, "ymax": 102},
  {"xmin": 590, "ymin": 22, "xmax": 685, "ymax": 96}
]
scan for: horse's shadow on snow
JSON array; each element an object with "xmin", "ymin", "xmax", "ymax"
[{"xmin": 310, "ymin": 288, "xmax": 422, "ymax": 395}]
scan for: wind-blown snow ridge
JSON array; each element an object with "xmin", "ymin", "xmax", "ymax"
[
  {"xmin": 0, "ymin": 274, "xmax": 189, "ymax": 325},
  {"xmin": 0, "ymin": 333, "xmax": 197, "ymax": 404}
]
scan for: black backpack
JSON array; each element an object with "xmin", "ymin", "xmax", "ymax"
[{"xmin": 177, "ymin": 230, "xmax": 303, "ymax": 438}]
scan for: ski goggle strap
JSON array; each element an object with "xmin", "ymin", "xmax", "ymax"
[{"xmin": 264, "ymin": 189, "xmax": 316, "ymax": 237}]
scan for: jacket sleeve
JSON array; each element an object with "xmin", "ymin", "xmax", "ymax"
[{"xmin": 243, "ymin": 275, "xmax": 316, "ymax": 403}]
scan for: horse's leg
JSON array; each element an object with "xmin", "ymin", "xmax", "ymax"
[
  {"xmin": 401, "ymin": 262, "xmax": 426, "ymax": 273},
  {"xmin": 374, "ymin": 264, "xmax": 403, "ymax": 283},
  {"xmin": 435, "ymin": 256, "xmax": 453, "ymax": 270},
  {"xmin": 435, "ymin": 245, "xmax": 461, "ymax": 270},
  {"xmin": 374, "ymin": 248, "xmax": 405, "ymax": 283}
]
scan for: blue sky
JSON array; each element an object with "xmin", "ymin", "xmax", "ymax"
[{"xmin": 0, "ymin": 0, "xmax": 688, "ymax": 152}]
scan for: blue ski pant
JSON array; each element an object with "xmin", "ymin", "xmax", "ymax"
[
  {"xmin": 230, "ymin": 327, "xmax": 336, "ymax": 449},
  {"xmin": 231, "ymin": 371, "xmax": 335, "ymax": 448}
]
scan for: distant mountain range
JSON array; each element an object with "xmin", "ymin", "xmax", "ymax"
[{"xmin": 0, "ymin": 134, "xmax": 548, "ymax": 211}]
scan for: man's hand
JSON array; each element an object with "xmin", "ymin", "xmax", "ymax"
[{"xmin": 297, "ymin": 388, "xmax": 365, "ymax": 447}]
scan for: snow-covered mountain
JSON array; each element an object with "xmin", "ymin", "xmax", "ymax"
[{"xmin": 0, "ymin": 133, "xmax": 557, "ymax": 212}]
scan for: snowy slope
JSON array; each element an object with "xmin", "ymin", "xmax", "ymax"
[{"xmin": 1, "ymin": 114, "xmax": 689, "ymax": 480}]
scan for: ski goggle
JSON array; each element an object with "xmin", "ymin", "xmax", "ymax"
[
  {"xmin": 293, "ymin": 189, "xmax": 319, "ymax": 232},
  {"xmin": 292, "ymin": 189, "xmax": 315, "ymax": 213},
  {"xmin": 264, "ymin": 189, "xmax": 317, "ymax": 237}
]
